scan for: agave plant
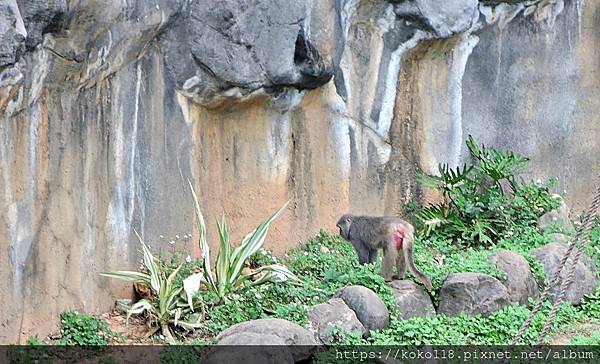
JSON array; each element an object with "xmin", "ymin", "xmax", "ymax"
[
  {"xmin": 100, "ymin": 232, "xmax": 204, "ymax": 344},
  {"xmin": 184, "ymin": 180, "xmax": 300, "ymax": 303}
]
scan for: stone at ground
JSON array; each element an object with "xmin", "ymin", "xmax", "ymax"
[
  {"xmin": 206, "ymin": 333, "xmax": 294, "ymax": 364},
  {"xmin": 438, "ymin": 273, "xmax": 510, "ymax": 317},
  {"xmin": 388, "ymin": 280, "xmax": 435, "ymax": 319},
  {"xmin": 538, "ymin": 200, "xmax": 575, "ymax": 235},
  {"xmin": 530, "ymin": 243, "xmax": 597, "ymax": 305},
  {"xmin": 308, "ymin": 298, "xmax": 367, "ymax": 342},
  {"xmin": 548, "ymin": 233, "xmax": 569, "ymax": 243},
  {"xmin": 334, "ymin": 285, "xmax": 389, "ymax": 331},
  {"xmin": 488, "ymin": 251, "xmax": 538, "ymax": 305},
  {"xmin": 216, "ymin": 318, "xmax": 318, "ymax": 361}
]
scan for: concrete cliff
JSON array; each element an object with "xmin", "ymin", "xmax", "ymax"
[{"xmin": 0, "ymin": 0, "xmax": 598, "ymax": 342}]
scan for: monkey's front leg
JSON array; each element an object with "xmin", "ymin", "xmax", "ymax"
[
  {"xmin": 355, "ymin": 243, "xmax": 370, "ymax": 265},
  {"xmin": 368, "ymin": 249, "xmax": 379, "ymax": 264}
]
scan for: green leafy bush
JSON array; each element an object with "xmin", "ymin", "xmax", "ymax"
[
  {"xmin": 416, "ymin": 135, "xmax": 560, "ymax": 246},
  {"xmin": 58, "ymin": 311, "xmax": 120, "ymax": 345}
]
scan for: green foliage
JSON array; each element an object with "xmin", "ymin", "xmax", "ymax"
[
  {"xmin": 187, "ymin": 180, "xmax": 300, "ymax": 302},
  {"xmin": 416, "ymin": 135, "xmax": 560, "ymax": 247},
  {"xmin": 58, "ymin": 311, "xmax": 120, "ymax": 345},
  {"xmin": 100, "ymin": 234, "xmax": 204, "ymax": 344}
]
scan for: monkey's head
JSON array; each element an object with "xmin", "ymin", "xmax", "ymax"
[{"xmin": 336, "ymin": 214, "xmax": 353, "ymax": 240}]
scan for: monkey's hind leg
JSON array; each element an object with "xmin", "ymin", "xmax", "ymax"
[
  {"xmin": 402, "ymin": 236, "xmax": 433, "ymax": 291},
  {"xmin": 393, "ymin": 249, "xmax": 406, "ymax": 280},
  {"xmin": 381, "ymin": 245, "xmax": 397, "ymax": 282}
]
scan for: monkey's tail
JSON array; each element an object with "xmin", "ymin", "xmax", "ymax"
[{"xmin": 403, "ymin": 231, "xmax": 433, "ymax": 291}]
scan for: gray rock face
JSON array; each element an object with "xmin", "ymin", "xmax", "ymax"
[
  {"xmin": 389, "ymin": 280, "xmax": 436, "ymax": 319},
  {"xmin": 207, "ymin": 333, "xmax": 295, "ymax": 364},
  {"xmin": 438, "ymin": 273, "xmax": 510, "ymax": 317},
  {"xmin": 216, "ymin": 318, "xmax": 318, "ymax": 362},
  {"xmin": 538, "ymin": 200, "xmax": 575, "ymax": 234},
  {"xmin": 308, "ymin": 298, "xmax": 367, "ymax": 342},
  {"xmin": 393, "ymin": 0, "xmax": 479, "ymax": 38},
  {"xmin": 16, "ymin": 0, "xmax": 67, "ymax": 49},
  {"xmin": 530, "ymin": 243, "xmax": 597, "ymax": 305},
  {"xmin": 334, "ymin": 285, "xmax": 390, "ymax": 331},
  {"xmin": 161, "ymin": 0, "xmax": 333, "ymax": 106},
  {"xmin": 0, "ymin": 0, "xmax": 26, "ymax": 67},
  {"xmin": 488, "ymin": 251, "xmax": 538, "ymax": 305}
]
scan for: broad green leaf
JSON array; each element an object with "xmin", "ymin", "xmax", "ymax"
[
  {"xmin": 127, "ymin": 299, "xmax": 154, "ymax": 323},
  {"xmin": 188, "ymin": 179, "xmax": 217, "ymax": 292},
  {"xmin": 135, "ymin": 230, "xmax": 160, "ymax": 293},
  {"xmin": 99, "ymin": 271, "xmax": 151, "ymax": 284}
]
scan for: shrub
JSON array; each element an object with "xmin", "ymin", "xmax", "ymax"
[
  {"xmin": 416, "ymin": 135, "xmax": 560, "ymax": 247},
  {"xmin": 58, "ymin": 311, "xmax": 120, "ymax": 345}
]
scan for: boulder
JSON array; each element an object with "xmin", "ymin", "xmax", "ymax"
[
  {"xmin": 438, "ymin": 273, "xmax": 510, "ymax": 317},
  {"xmin": 161, "ymin": 0, "xmax": 333, "ymax": 105},
  {"xmin": 488, "ymin": 251, "xmax": 538, "ymax": 305},
  {"xmin": 216, "ymin": 318, "xmax": 318, "ymax": 362},
  {"xmin": 334, "ymin": 285, "xmax": 390, "ymax": 331},
  {"xmin": 206, "ymin": 333, "xmax": 294, "ymax": 364},
  {"xmin": 389, "ymin": 280, "xmax": 436, "ymax": 319},
  {"xmin": 393, "ymin": 0, "xmax": 479, "ymax": 38},
  {"xmin": 538, "ymin": 200, "xmax": 575, "ymax": 235},
  {"xmin": 530, "ymin": 243, "xmax": 597, "ymax": 305},
  {"xmin": 308, "ymin": 298, "xmax": 367, "ymax": 342}
]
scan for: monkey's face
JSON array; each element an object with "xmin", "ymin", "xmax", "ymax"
[{"xmin": 336, "ymin": 214, "xmax": 352, "ymax": 240}]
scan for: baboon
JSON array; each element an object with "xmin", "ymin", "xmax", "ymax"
[{"xmin": 336, "ymin": 214, "xmax": 433, "ymax": 291}]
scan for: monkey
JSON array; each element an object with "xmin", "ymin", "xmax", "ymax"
[{"xmin": 336, "ymin": 214, "xmax": 433, "ymax": 291}]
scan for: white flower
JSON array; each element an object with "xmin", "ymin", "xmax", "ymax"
[
  {"xmin": 175, "ymin": 235, "xmax": 180, "ymax": 240},
  {"xmin": 159, "ymin": 235, "xmax": 164, "ymax": 239},
  {"xmin": 185, "ymin": 255, "xmax": 192, "ymax": 263},
  {"xmin": 168, "ymin": 240, "xmax": 175, "ymax": 245}
]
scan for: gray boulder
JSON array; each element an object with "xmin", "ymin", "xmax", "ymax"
[
  {"xmin": 530, "ymin": 243, "xmax": 597, "ymax": 305},
  {"xmin": 438, "ymin": 273, "xmax": 510, "ymax": 317},
  {"xmin": 488, "ymin": 251, "xmax": 538, "ymax": 305},
  {"xmin": 389, "ymin": 280, "xmax": 436, "ymax": 319},
  {"xmin": 216, "ymin": 318, "xmax": 318, "ymax": 361},
  {"xmin": 308, "ymin": 298, "xmax": 367, "ymax": 342},
  {"xmin": 206, "ymin": 333, "xmax": 294, "ymax": 364},
  {"xmin": 393, "ymin": 0, "xmax": 479, "ymax": 38},
  {"xmin": 334, "ymin": 285, "xmax": 390, "ymax": 331},
  {"xmin": 538, "ymin": 200, "xmax": 575, "ymax": 234}
]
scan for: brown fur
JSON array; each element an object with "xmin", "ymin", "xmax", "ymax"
[{"xmin": 336, "ymin": 214, "xmax": 433, "ymax": 291}]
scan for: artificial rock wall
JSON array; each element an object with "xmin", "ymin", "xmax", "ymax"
[{"xmin": 0, "ymin": 0, "xmax": 598, "ymax": 342}]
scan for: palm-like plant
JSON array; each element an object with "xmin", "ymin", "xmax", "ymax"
[
  {"xmin": 466, "ymin": 135, "xmax": 529, "ymax": 193},
  {"xmin": 100, "ymin": 232, "xmax": 203, "ymax": 344},
  {"xmin": 184, "ymin": 180, "xmax": 300, "ymax": 303}
]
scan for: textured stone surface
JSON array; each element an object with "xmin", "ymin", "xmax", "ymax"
[
  {"xmin": 438, "ymin": 273, "xmax": 510, "ymax": 317},
  {"xmin": 161, "ymin": 0, "xmax": 333, "ymax": 106},
  {"xmin": 1, "ymin": 0, "xmax": 600, "ymax": 343},
  {"xmin": 530, "ymin": 243, "xmax": 597, "ymax": 305},
  {"xmin": 308, "ymin": 298, "xmax": 367, "ymax": 342},
  {"xmin": 389, "ymin": 280, "xmax": 436, "ymax": 319},
  {"xmin": 207, "ymin": 333, "xmax": 294, "ymax": 364},
  {"xmin": 334, "ymin": 285, "xmax": 390, "ymax": 331},
  {"xmin": 393, "ymin": 0, "xmax": 479, "ymax": 38},
  {"xmin": 538, "ymin": 200, "xmax": 575, "ymax": 235},
  {"xmin": 216, "ymin": 318, "xmax": 318, "ymax": 361},
  {"xmin": 488, "ymin": 251, "xmax": 538, "ymax": 305}
]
